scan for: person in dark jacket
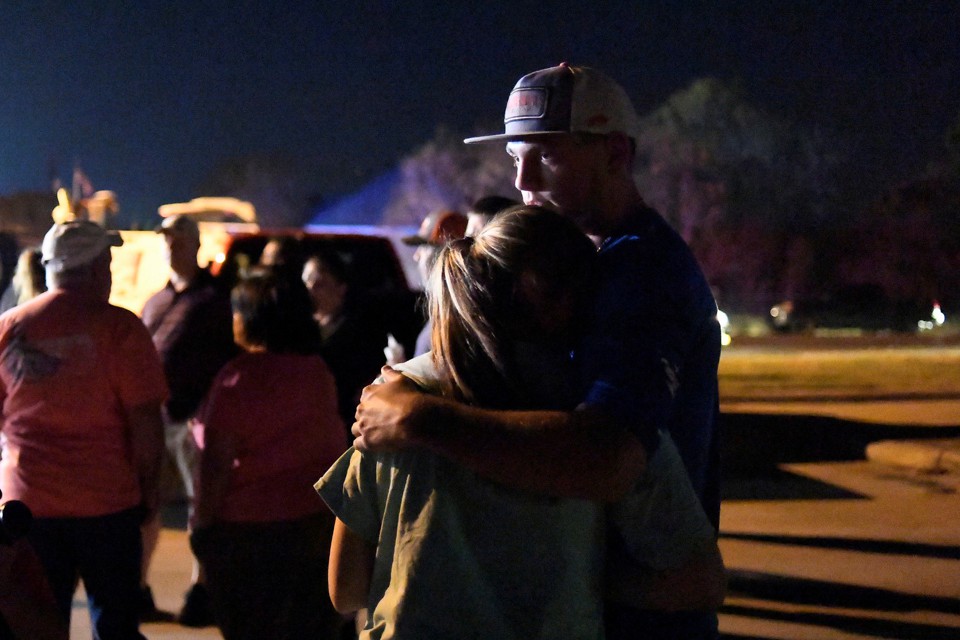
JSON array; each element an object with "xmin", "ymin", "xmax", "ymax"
[
  {"xmin": 303, "ymin": 249, "xmax": 390, "ymax": 442},
  {"xmin": 139, "ymin": 214, "xmax": 238, "ymax": 627}
]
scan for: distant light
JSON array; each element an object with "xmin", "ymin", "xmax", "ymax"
[
  {"xmin": 932, "ymin": 302, "xmax": 945, "ymax": 326},
  {"xmin": 717, "ymin": 308, "xmax": 732, "ymax": 346},
  {"xmin": 919, "ymin": 302, "xmax": 946, "ymax": 331},
  {"xmin": 717, "ymin": 308, "xmax": 729, "ymax": 328}
]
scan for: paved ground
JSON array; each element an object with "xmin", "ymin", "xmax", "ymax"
[
  {"xmin": 65, "ymin": 436, "xmax": 959, "ymax": 639},
  {"xmin": 719, "ymin": 460, "xmax": 960, "ymax": 639}
]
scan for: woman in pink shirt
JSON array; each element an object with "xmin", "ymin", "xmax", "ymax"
[{"xmin": 189, "ymin": 269, "xmax": 347, "ymax": 640}]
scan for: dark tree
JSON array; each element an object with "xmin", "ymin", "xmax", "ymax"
[
  {"xmin": 382, "ymin": 127, "xmax": 515, "ymax": 225},
  {"xmin": 633, "ymin": 78, "xmax": 854, "ymax": 311}
]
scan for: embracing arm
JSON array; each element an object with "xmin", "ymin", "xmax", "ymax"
[
  {"xmin": 353, "ymin": 368, "xmax": 646, "ymax": 502},
  {"xmin": 328, "ymin": 518, "xmax": 375, "ymax": 614}
]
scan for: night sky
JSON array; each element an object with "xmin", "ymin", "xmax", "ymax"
[{"xmin": 2, "ymin": 2, "xmax": 958, "ymax": 225}]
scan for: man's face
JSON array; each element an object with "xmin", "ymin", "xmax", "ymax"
[
  {"xmin": 163, "ymin": 232, "xmax": 199, "ymax": 276},
  {"xmin": 302, "ymin": 258, "xmax": 347, "ymax": 318},
  {"xmin": 413, "ymin": 244, "xmax": 439, "ymax": 288},
  {"xmin": 506, "ymin": 136, "xmax": 608, "ymax": 233},
  {"xmin": 259, "ymin": 240, "xmax": 281, "ymax": 266}
]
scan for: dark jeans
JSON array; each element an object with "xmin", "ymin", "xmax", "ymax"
[
  {"xmin": 27, "ymin": 506, "xmax": 145, "ymax": 640},
  {"xmin": 191, "ymin": 511, "xmax": 341, "ymax": 640},
  {"xmin": 605, "ymin": 604, "xmax": 719, "ymax": 640}
]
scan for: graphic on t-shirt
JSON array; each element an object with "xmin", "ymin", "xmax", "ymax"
[{"xmin": 1, "ymin": 328, "xmax": 95, "ymax": 383}]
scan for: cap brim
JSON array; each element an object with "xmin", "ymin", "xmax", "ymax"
[
  {"xmin": 155, "ymin": 224, "xmax": 199, "ymax": 240},
  {"xmin": 464, "ymin": 130, "xmax": 573, "ymax": 145},
  {"xmin": 401, "ymin": 235, "xmax": 428, "ymax": 246}
]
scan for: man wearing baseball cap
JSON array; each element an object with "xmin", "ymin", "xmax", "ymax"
[
  {"xmin": 0, "ymin": 220, "xmax": 167, "ymax": 637},
  {"xmin": 402, "ymin": 208, "xmax": 468, "ymax": 288},
  {"xmin": 402, "ymin": 209, "xmax": 467, "ymax": 357},
  {"xmin": 354, "ymin": 64, "xmax": 724, "ymax": 639},
  {"xmin": 139, "ymin": 214, "xmax": 237, "ymax": 626}
]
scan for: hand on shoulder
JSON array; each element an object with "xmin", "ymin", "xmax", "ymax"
[{"xmin": 352, "ymin": 366, "xmax": 431, "ymax": 452}]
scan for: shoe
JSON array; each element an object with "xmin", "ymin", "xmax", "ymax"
[
  {"xmin": 139, "ymin": 585, "xmax": 175, "ymax": 622},
  {"xmin": 178, "ymin": 583, "xmax": 216, "ymax": 627}
]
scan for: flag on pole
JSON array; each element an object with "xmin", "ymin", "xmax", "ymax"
[{"xmin": 72, "ymin": 165, "xmax": 94, "ymax": 203}]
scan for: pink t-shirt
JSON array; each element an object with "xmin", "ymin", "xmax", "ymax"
[
  {"xmin": 191, "ymin": 351, "xmax": 346, "ymax": 523},
  {"xmin": 0, "ymin": 289, "xmax": 168, "ymax": 517}
]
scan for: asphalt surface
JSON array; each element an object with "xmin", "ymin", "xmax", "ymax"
[
  {"xmin": 716, "ymin": 333, "xmax": 960, "ymax": 637},
  {"xmin": 719, "ymin": 457, "xmax": 960, "ymax": 640},
  {"xmin": 68, "ymin": 429, "xmax": 958, "ymax": 639}
]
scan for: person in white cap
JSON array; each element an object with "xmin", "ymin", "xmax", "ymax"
[
  {"xmin": 138, "ymin": 214, "xmax": 237, "ymax": 626},
  {"xmin": 0, "ymin": 220, "xmax": 166, "ymax": 638},
  {"xmin": 353, "ymin": 64, "xmax": 724, "ymax": 639}
]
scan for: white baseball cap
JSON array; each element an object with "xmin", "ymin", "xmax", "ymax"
[{"xmin": 41, "ymin": 220, "xmax": 123, "ymax": 273}]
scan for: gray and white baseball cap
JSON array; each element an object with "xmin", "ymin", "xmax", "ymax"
[{"xmin": 464, "ymin": 63, "xmax": 639, "ymax": 144}]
